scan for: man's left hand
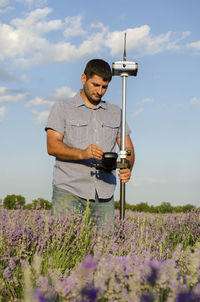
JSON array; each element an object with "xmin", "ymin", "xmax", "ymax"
[{"xmin": 118, "ymin": 168, "xmax": 131, "ymax": 183}]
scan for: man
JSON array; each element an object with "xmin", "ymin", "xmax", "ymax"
[{"xmin": 45, "ymin": 59, "xmax": 134, "ymax": 225}]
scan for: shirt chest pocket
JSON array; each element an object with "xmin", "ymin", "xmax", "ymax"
[
  {"xmin": 101, "ymin": 120, "xmax": 119, "ymax": 148},
  {"xmin": 65, "ymin": 120, "xmax": 89, "ymax": 149}
]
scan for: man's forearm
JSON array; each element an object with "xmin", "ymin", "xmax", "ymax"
[
  {"xmin": 117, "ymin": 135, "xmax": 135, "ymax": 171},
  {"xmin": 47, "ymin": 140, "xmax": 84, "ymax": 161}
]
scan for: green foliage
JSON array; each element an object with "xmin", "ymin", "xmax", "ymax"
[
  {"xmin": 42, "ymin": 197, "xmax": 94, "ymax": 273},
  {"xmin": 114, "ymin": 201, "xmax": 120, "ymax": 209},
  {"xmin": 31, "ymin": 198, "xmax": 52, "ymax": 210},
  {"xmin": 3, "ymin": 194, "xmax": 25, "ymax": 209},
  {"xmin": 180, "ymin": 204, "xmax": 195, "ymax": 212},
  {"xmin": 115, "ymin": 201, "xmax": 198, "ymax": 213},
  {"xmin": 23, "ymin": 203, "xmax": 33, "ymax": 210},
  {"xmin": 2, "ymin": 194, "xmax": 197, "ymax": 213},
  {"xmin": 158, "ymin": 202, "xmax": 173, "ymax": 213},
  {"xmin": 23, "ymin": 198, "xmax": 52, "ymax": 210},
  {"xmin": 135, "ymin": 202, "xmax": 150, "ymax": 212}
]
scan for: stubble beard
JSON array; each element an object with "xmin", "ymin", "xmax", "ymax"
[{"xmin": 83, "ymin": 87, "xmax": 101, "ymax": 107}]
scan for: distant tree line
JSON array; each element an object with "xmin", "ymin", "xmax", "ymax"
[
  {"xmin": 115, "ymin": 201, "xmax": 199, "ymax": 213},
  {"xmin": 1, "ymin": 194, "xmax": 52, "ymax": 210},
  {"xmin": 1, "ymin": 194, "xmax": 199, "ymax": 213}
]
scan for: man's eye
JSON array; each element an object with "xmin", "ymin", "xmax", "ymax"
[{"xmin": 92, "ymin": 83, "xmax": 108, "ymax": 89}]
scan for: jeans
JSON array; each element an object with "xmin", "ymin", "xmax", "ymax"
[{"xmin": 51, "ymin": 186, "xmax": 114, "ymax": 226}]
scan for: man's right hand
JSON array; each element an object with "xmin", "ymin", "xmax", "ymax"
[{"xmin": 82, "ymin": 144, "xmax": 104, "ymax": 160}]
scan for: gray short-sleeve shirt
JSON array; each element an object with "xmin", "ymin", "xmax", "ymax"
[{"xmin": 46, "ymin": 91, "xmax": 131, "ymax": 199}]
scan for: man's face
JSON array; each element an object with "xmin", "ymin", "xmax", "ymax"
[{"xmin": 81, "ymin": 74, "xmax": 109, "ymax": 105}]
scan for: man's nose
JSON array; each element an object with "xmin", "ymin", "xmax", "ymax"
[{"xmin": 97, "ymin": 86, "xmax": 103, "ymax": 95}]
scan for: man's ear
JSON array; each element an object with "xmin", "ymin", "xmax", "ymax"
[{"xmin": 81, "ymin": 73, "xmax": 87, "ymax": 85}]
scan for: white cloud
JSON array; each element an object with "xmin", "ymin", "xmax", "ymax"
[
  {"xmin": 0, "ymin": 105, "xmax": 6, "ymax": 121},
  {"xmin": 18, "ymin": 28, "xmax": 106, "ymax": 67},
  {"xmin": 17, "ymin": 0, "xmax": 48, "ymax": 7},
  {"xmin": 64, "ymin": 15, "xmax": 86, "ymax": 37},
  {"xmin": 0, "ymin": 7, "xmax": 62, "ymax": 61},
  {"xmin": 26, "ymin": 97, "xmax": 53, "ymax": 107},
  {"xmin": 133, "ymin": 107, "xmax": 144, "ymax": 117},
  {"xmin": 27, "ymin": 86, "xmax": 76, "ymax": 123},
  {"xmin": 11, "ymin": 8, "xmax": 62, "ymax": 34},
  {"xmin": 31, "ymin": 109, "xmax": 49, "ymax": 125},
  {"xmin": 104, "ymin": 26, "xmax": 190, "ymax": 56},
  {"xmin": 0, "ymin": 4, "xmax": 13, "ymax": 14},
  {"xmin": 137, "ymin": 97, "xmax": 154, "ymax": 105},
  {"xmin": 0, "ymin": 0, "xmax": 9, "ymax": 6},
  {"xmin": 133, "ymin": 97, "xmax": 154, "ymax": 116},
  {"xmin": 26, "ymin": 86, "xmax": 76, "ymax": 109},
  {"xmin": 0, "ymin": 0, "xmax": 47, "ymax": 8},
  {"xmin": 0, "ymin": 92, "xmax": 27, "ymax": 103},
  {"xmin": 0, "ymin": 86, "xmax": 8, "ymax": 94},
  {"xmin": 133, "ymin": 177, "xmax": 169, "ymax": 187},
  {"xmin": 187, "ymin": 40, "xmax": 200, "ymax": 51},
  {"xmin": 105, "ymin": 26, "xmax": 150, "ymax": 56},
  {"xmin": 52, "ymin": 86, "xmax": 76, "ymax": 100},
  {"xmin": 0, "ymin": 0, "xmax": 47, "ymax": 13},
  {"xmin": 0, "ymin": 0, "xmax": 10, "ymax": 10},
  {"xmin": 189, "ymin": 97, "xmax": 200, "ymax": 105},
  {"xmin": 0, "ymin": 9, "xmax": 191, "ymax": 67}
]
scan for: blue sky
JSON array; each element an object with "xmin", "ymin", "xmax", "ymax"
[{"xmin": 0, "ymin": 0, "xmax": 200, "ymax": 206}]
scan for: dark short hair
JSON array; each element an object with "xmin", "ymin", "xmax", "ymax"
[{"xmin": 84, "ymin": 59, "xmax": 112, "ymax": 82}]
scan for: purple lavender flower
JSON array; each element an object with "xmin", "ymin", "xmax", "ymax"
[
  {"xmin": 34, "ymin": 289, "xmax": 48, "ymax": 302},
  {"xmin": 81, "ymin": 281, "xmax": 99, "ymax": 302},
  {"xmin": 176, "ymin": 291, "xmax": 199, "ymax": 302},
  {"xmin": 82, "ymin": 255, "xmax": 96, "ymax": 270},
  {"xmin": 3, "ymin": 266, "xmax": 12, "ymax": 283},
  {"xmin": 146, "ymin": 260, "xmax": 159, "ymax": 286},
  {"xmin": 20, "ymin": 259, "xmax": 27, "ymax": 267},
  {"xmin": 1, "ymin": 206, "xmax": 200, "ymax": 301},
  {"xmin": 140, "ymin": 293, "xmax": 154, "ymax": 302}
]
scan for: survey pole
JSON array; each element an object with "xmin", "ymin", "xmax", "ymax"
[{"xmin": 112, "ymin": 33, "xmax": 138, "ymax": 220}]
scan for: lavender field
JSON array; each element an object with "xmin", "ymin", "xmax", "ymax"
[{"xmin": 1, "ymin": 204, "xmax": 200, "ymax": 301}]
